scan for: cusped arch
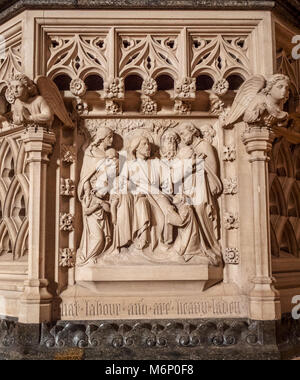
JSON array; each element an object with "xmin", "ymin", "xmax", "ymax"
[
  {"xmin": 0, "ymin": 140, "xmax": 16, "ymax": 190},
  {"xmin": 272, "ymin": 139, "xmax": 294, "ymax": 178},
  {"xmin": 287, "ymin": 182, "xmax": 300, "ymax": 218},
  {"xmin": 13, "ymin": 218, "xmax": 29, "ymax": 260},
  {"xmin": 294, "ymin": 145, "xmax": 300, "ymax": 181},
  {"xmin": 3, "ymin": 177, "xmax": 28, "ymax": 230},
  {"xmin": 279, "ymin": 220, "xmax": 299, "ymax": 257},
  {"xmin": 0, "ymin": 221, "xmax": 15, "ymax": 257},
  {"xmin": 271, "ymin": 223, "xmax": 280, "ymax": 258},
  {"xmin": 269, "ymin": 176, "xmax": 287, "ymax": 216}
]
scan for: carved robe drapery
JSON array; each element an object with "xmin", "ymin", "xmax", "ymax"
[
  {"xmin": 178, "ymin": 138, "xmax": 223, "ymax": 265},
  {"xmin": 77, "ymin": 147, "xmax": 112, "ymax": 265}
]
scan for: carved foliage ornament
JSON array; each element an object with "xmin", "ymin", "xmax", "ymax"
[
  {"xmin": 60, "ymin": 179, "xmax": 75, "ymax": 197},
  {"xmin": 224, "ymin": 212, "xmax": 239, "ymax": 230},
  {"xmin": 59, "ymin": 249, "xmax": 76, "ymax": 268},
  {"xmin": 223, "ymin": 178, "xmax": 238, "ymax": 195},
  {"xmin": 60, "ymin": 213, "xmax": 75, "ymax": 232}
]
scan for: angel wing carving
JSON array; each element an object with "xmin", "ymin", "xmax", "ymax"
[
  {"xmin": 224, "ymin": 75, "xmax": 266, "ymax": 127},
  {"xmin": 36, "ymin": 76, "xmax": 74, "ymax": 128}
]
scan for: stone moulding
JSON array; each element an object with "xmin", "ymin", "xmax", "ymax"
[
  {"xmin": 0, "ymin": 314, "xmax": 300, "ymax": 360},
  {"xmin": 0, "ymin": 0, "xmax": 294, "ymax": 26}
]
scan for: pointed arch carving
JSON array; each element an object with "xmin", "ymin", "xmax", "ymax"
[
  {"xmin": 119, "ymin": 35, "xmax": 180, "ymax": 80},
  {"xmin": 270, "ymin": 131, "xmax": 300, "ymax": 260},
  {"xmin": 191, "ymin": 35, "xmax": 251, "ymax": 81},
  {"xmin": 47, "ymin": 34, "xmax": 108, "ymax": 82},
  {"xmin": 0, "ymin": 132, "xmax": 28, "ymax": 261}
]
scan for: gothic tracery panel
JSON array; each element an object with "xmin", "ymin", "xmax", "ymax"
[
  {"xmin": 0, "ymin": 135, "xmax": 29, "ymax": 261},
  {"xmin": 47, "ymin": 34, "xmax": 109, "ymax": 82},
  {"xmin": 118, "ymin": 34, "xmax": 180, "ymax": 80},
  {"xmin": 270, "ymin": 138, "xmax": 300, "ymax": 259},
  {"xmin": 191, "ymin": 35, "xmax": 251, "ymax": 82}
]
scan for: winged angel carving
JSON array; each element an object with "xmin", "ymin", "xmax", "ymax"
[
  {"xmin": 224, "ymin": 74, "xmax": 290, "ymax": 129},
  {"xmin": 6, "ymin": 74, "xmax": 74, "ymax": 128}
]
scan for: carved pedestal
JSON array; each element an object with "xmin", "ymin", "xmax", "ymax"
[
  {"xmin": 242, "ymin": 125, "xmax": 281, "ymax": 321},
  {"xmin": 19, "ymin": 126, "xmax": 56, "ymax": 324}
]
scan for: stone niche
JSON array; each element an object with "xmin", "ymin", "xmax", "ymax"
[{"xmin": 0, "ymin": 7, "xmax": 299, "ymax": 358}]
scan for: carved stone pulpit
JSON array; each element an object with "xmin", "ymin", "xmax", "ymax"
[{"xmin": 0, "ymin": 1, "xmax": 299, "ymax": 360}]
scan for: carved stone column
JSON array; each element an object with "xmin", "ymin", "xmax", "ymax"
[
  {"xmin": 19, "ymin": 126, "xmax": 56, "ymax": 324},
  {"xmin": 242, "ymin": 124, "xmax": 281, "ymax": 321}
]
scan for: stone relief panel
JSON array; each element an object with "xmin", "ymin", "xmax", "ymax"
[{"xmin": 76, "ymin": 119, "xmax": 223, "ymax": 268}]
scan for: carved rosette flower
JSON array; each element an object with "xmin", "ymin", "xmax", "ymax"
[
  {"xmin": 224, "ymin": 212, "xmax": 239, "ymax": 230},
  {"xmin": 61, "ymin": 145, "xmax": 76, "ymax": 164},
  {"xmin": 60, "ymin": 178, "xmax": 75, "ymax": 197},
  {"xmin": 5, "ymin": 88, "xmax": 15, "ymax": 105},
  {"xmin": 60, "ymin": 213, "xmax": 75, "ymax": 232},
  {"xmin": 212, "ymin": 79, "xmax": 229, "ymax": 96},
  {"xmin": 174, "ymin": 100, "xmax": 192, "ymax": 115},
  {"xmin": 223, "ymin": 178, "xmax": 238, "ymax": 195},
  {"xmin": 59, "ymin": 249, "xmax": 76, "ymax": 268},
  {"xmin": 72, "ymin": 97, "xmax": 89, "ymax": 116},
  {"xmin": 175, "ymin": 77, "xmax": 196, "ymax": 100},
  {"xmin": 105, "ymin": 100, "xmax": 122, "ymax": 115},
  {"xmin": 141, "ymin": 96, "xmax": 157, "ymax": 115},
  {"xmin": 224, "ymin": 248, "xmax": 240, "ymax": 265},
  {"xmin": 70, "ymin": 78, "xmax": 87, "ymax": 97},
  {"xmin": 104, "ymin": 78, "xmax": 124, "ymax": 100},
  {"xmin": 223, "ymin": 145, "xmax": 236, "ymax": 162},
  {"xmin": 142, "ymin": 77, "xmax": 158, "ymax": 96}
]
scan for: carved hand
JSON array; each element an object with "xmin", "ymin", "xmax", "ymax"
[{"xmin": 22, "ymin": 107, "xmax": 33, "ymax": 122}]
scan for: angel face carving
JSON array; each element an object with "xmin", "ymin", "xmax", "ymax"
[
  {"xmin": 264, "ymin": 76, "xmax": 290, "ymax": 104},
  {"xmin": 9, "ymin": 78, "xmax": 34, "ymax": 102},
  {"xmin": 7, "ymin": 74, "xmax": 74, "ymax": 128},
  {"xmin": 224, "ymin": 74, "xmax": 291, "ymax": 129}
]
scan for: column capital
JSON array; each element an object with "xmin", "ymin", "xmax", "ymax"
[
  {"xmin": 242, "ymin": 124, "xmax": 276, "ymax": 162},
  {"xmin": 21, "ymin": 125, "xmax": 56, "ymax": 163}
]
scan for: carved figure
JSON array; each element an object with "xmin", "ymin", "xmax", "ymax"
[
  {"xmin": 77, "ymin": 127, "xmax": 114, "ymax": 265},
  {"xmin": 177, "ymin": 122, "xmax": 222, "ymax": 265},
  {"xmin": 0, "ymin": 96, "xmax": 8, "ymax": 129},
  {"xmin": 77, "ymin": 121, "xmax": 223, "ymax": 267},
  {"xmin": 6, "ymin": 74, "xmax": 74, "ymax": 127},
  {"xmin": 224, "ymin": 74, "xmax": 290, "ymax": 128}
]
